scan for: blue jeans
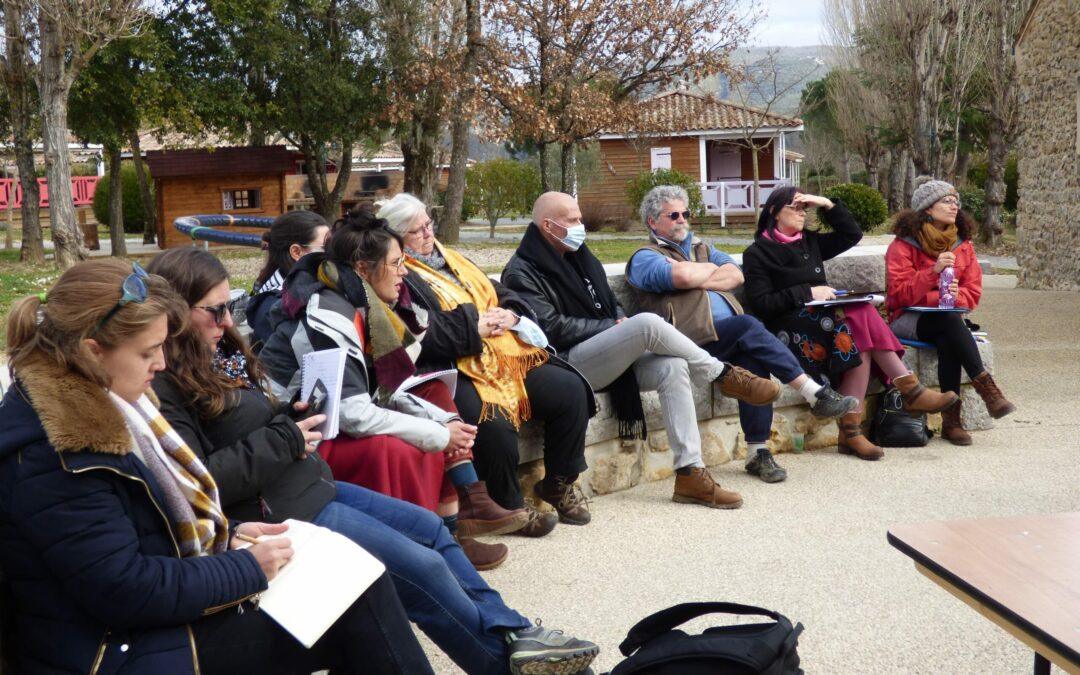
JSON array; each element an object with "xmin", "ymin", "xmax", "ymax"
[
  {"xmin": 706, "ymin": 315, "xmax": 805, "ymax": 444},
  {"xmin": 313, "ymin": 481, "xmax": 530, "ymax": 674}
]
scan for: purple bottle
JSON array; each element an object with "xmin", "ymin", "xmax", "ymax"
[{"xmin": 939, "ymin": 266, "xmax": 956, "ymax": 309}]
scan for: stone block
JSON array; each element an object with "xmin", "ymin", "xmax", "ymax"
[
  {"xmin": 585, "ymin": 439, "xmax": 643, "ymax": 495},
  {"xmin": 960, "ymin": 385, "xmax": 992, "ymax": 431},
  {"xmin": 825, "ymin": 254, "xmax": 886, "ymax": 293},
  {"xmin": 790, "ymin": 409, "xmax": 840, "ymax": 451},
  {"xmin": 909, "ymin": 340, "xmax": 994, "ymax": 387},
  {"xmin": 699, "ymin": 418, "xmax": 736, "ymax": 466}
]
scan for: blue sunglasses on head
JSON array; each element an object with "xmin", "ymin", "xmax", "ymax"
[{"xmin": 95, "ymin": 262, "xmax": 150, "ymax": 332}]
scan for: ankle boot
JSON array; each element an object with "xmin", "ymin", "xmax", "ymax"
[
  {"xmin": 455, "ymin": 535, "xmax": 508, "ymax": 571},
  {"xmin": 456, "ymin": 481, "xmax": 531, "ymax": 537},
  {"xmin": 941, "ymin": 401, "xmax": 972, "ymax": 446},
  {"xmin": 972, "ymin": 372, "xmax": 1016, "ymax": 419},
  {"xmin": 893, "ymin": 373, "xmax": 958, "ymax": 414},
  {"xmin": 837, "ymin": 411, "xmax": 884, "ymax": 460}
]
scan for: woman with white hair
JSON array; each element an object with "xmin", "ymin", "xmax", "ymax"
[{"xmin": 378, "ymin": 193, "xmax": 595, "ymax": 539}]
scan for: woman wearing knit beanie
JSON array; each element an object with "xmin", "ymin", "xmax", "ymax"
[{"xmin": 885, "ymin": 176, "xmax": 1016, "ymax": 445}]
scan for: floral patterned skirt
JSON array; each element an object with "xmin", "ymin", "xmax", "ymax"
[{"xmin": 773, "ymin": 305, "xmax": 863, "ymax": 384}]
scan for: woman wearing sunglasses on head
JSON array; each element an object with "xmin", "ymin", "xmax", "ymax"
[
  {"xmin": 247, "ymin": 211, "xmax": 332, "ymax": 351},
  {"xmin": 147, "ymin": 247, "xmax": 599, "ymax": 675},
  {"xmin": 742, "ymin": 187, "xmax": 957, "ymax": 460},
  {"xmin": 885, "ymin": 177, "xmax": 1015, "ymax": 445},
  {"xmin": 0, "ymin": 259, "xmax": 431, "ymax": 674}
]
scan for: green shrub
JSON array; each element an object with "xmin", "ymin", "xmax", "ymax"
[
  {"xmin": 625, "ymin": 168, "xmax": 704, "ymax": 224},
  {"xmin": 956, "ymin": 186, "xmax": 986, "ymax": 223},
  {"xmin": 464, "ymin": 159, "xmax": 541, "ymax": 235},
  {"xmin": 820, "ymin": 183, "xmax": 888, "ymax": 232},
  {"xmin": 92, "ymin": 162, "xmax": 152, "ymax": 234}
]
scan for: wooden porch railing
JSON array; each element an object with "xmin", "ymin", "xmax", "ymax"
[
  {"xmin": 0, "ymin": 176, "xmax": 101, "ymax": 210},
  {"xmin": 701, "ymin": 179, "xmax": 792, "ymax": 227}
]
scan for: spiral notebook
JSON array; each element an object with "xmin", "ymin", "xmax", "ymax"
[{"xmin": 300, "ymin": 348, "xmax": 347, "ymax": 440}]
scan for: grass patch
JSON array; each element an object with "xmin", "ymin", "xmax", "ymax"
[{"xmin": 0, "ymin": 250, "xmax": 63, "ymax": 351}]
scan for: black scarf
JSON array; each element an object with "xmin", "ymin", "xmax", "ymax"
[{"xmin": 517, "ymin": 225, "xmax": 646, "ymax": 440}]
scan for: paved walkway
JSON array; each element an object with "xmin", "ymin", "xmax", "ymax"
[{"xmin": 419, "ymin": 279, "xmax": 1079, "ymax": 673}]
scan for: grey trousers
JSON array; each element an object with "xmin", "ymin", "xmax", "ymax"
[{"xmin": 565, "ymin": 313, "xmax": 726, "ymax": 469}]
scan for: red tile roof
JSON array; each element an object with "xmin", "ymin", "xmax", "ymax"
[{"xmin": 609, "ymin": 91, "xmax": 802, "ymax": 136}]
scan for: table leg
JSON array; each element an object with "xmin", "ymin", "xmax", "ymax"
[{"xmin": 1033, "ymin": 652, "xmax": 1050, "ymax": 675}]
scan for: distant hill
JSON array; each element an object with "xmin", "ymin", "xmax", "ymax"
[{"xmin": 691, "ymin": 45, "xmax": 832, "ymax": 117}]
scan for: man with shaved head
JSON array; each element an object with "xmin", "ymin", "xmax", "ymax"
[{"xmin": 502, "ymin": 192, "xmax": 781, "ymax": 510}]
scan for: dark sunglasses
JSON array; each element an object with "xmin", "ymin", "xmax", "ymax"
[
  {"xmin": 665, "ymin": 210, "xmax": 692, "ymax": 220},
  {"xmin": 192, "ymin": 301, "xmax": 233, "ymax": 326},
  {"xmin": 95, "ymin": 262, "xmax": 150, "ymax": 332}
]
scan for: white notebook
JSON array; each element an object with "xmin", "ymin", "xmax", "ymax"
[
  {"xmin": 249, "ymin": 519, "xmax": 386, "ymax": 648},
  {"xmin": 300, "ymin": 348, "xmax": 347, "ymax": 440},
  {"xmin": 396, "ymin": 368, "xmax": 458, "ymax": 398}
]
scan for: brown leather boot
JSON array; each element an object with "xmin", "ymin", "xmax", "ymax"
[
  {"xmin": 672, "ymin": 467, "xmax": 743, "ymax": 509},
  {"xmin": 941, "ymin": 401, "xmax": 972, "ymax": 446},
  {"xmin": 456, "ymin": 481, "xmax": 531, "ymax": 537},
  {"xmin": 718, "ymin": 365, "xmax": 781, "ymax": 406},
  {"xmin": 534, "ymin": 476, "xmax": 591, "ymax": 525},
  {"xmin": 893, "ymin": 373, "xmax": 959, "ymax": 414},
  {"xmin": 510, "ymin": 505, "xmax": 558, "ymax": 538},
  {"xmin": 455, "ymin": 535, "xmax": 508, "ymax": 571},
  {"xmin": 972, "ymin": 372, "xmax": 1016, "ymax": 419},
  {"xmin": 837, "ymin": 411, "xmax": 884, "ymax": 460}
]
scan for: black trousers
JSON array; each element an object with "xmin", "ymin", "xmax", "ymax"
[
  {"xmin": 454, "ymin": 363, "xmax": 590, "ymax": 509},
  {"xmin": 192, "ymin": 571, "xmax": 433, "ymax": 674},
  {"xmin": 915, "ymin": 312, "xmax": 986, "ymax": 394}
]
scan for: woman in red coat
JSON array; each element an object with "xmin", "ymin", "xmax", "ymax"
[{"xmin": 885, "ymin": 177, "xmax": 1015, "ymax": 445}]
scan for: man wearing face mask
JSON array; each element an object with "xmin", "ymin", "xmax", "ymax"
[
  {"xmin": 503, "ymin": 192, "xmax": 783, "ymax": 510},
  {"xmin": 624, "ymin": 186, "xmax": 860, "ymax": 485}
]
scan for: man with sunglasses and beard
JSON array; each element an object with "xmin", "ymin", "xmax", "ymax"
[
  {"xmin": 503, "ymin": 192, "xmax": 799, "ymax": 511},
  {"xmin": 622, "ymin": 186, "xmax": 860, "ymax": 487}
]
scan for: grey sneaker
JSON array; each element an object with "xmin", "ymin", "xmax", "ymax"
[
  {"xmin": 810, "ymin": 385, "xmax": 859, "ymax": 419},
  {"xmin": 745, "ymin": 448, "xmax": 787, "ymax": 483},
  {"xmin": 507, "ymin": 620, "xmax": 599, "ymax": 675}
]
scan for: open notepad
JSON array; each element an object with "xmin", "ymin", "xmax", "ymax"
[
  {"xmin": 300, "ymin": 348, "xmax": 347, "ymax": 440},
  {"xmin": 396, "ymin": 368, "xmax": 458, "ymax": 398},
  {"xmin": 250, "ymin": 519, "xmax": 386, "ymax": 648},
  {"xmin": 805, "ymin": 293, "xmax": 884, "ymax": 308}
]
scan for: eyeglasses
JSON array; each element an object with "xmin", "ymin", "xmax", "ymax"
[
  {"xmin": 405, "ymin": 220, "xmax": 434, "ymax": 237},
  {"xmin": 192, "ymin": 302, "xmax": 232, "ymax": 326},
  {"xmin": 95, "ymin": 262, "xmax": 150, "ymax": 332},
  {"xmin": 938, "ymin": 197, "xmax": 961, "ymax": 208},
  {"xmin": 664, "ymin": 211, "xmax": 691, "ymax": 221},
  {"xmin": 382, "ymin": 257, "xmax": 406, "ymax": 271}
]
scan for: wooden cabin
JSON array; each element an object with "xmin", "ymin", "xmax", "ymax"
[
  {"xmin": 146, "ymin": 146, "xmax": 294, "ymax": 249},
  {"xmin": 580, "ymin": 91, "xmax": 804, "ymax": 227}
]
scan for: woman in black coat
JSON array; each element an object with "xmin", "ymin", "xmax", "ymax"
[{"xmin": 0, "ymin": 259, "xmax": 428, "ymax": 674}]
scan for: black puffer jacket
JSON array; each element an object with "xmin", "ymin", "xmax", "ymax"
[{"xmin": 152, "ymin": 372, "xmax": 335, "ymax": 523}]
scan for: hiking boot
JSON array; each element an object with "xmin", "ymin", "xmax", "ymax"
[
  {"xmin": 893, "ymin": 373, "xmax": 958, "ymax": 414},
  {"xmin": 837, "ymin": 411, "xmax": 883, "ymax": 460},
  {"xmin": 810, "ymin": 385, "xmax": 860, "ymax": 419},
  {"xmin": 941, "ymin": 401, "xmax": 972, "ymax": 446},
  {"xmin": 672, "ymin": 467, "xmax": 743, "ymax": 509},
  {"xmin": 717, "ymin": 365, "xmax": 781, "ymax": 405},
  {"xmin": 972, "ymin": 372, "xmax": 1016, "ymax": 419},
  {"xmin": 745, "ymin": 448, "xmax": 788, "ymax": 483},
  {"xmin": 506, "ymin": 620, "xmax": 599, "ymax": 675},
  {"xmin": 534, "ymin": 476, "xmax": 591, "ymax": 525},
  {"xmin": 456, "ymin": 535, "xmax": 508, "ymax": 571},
  {"xmin": 457, "ymin": 481, "xmax": 531, "ymax": 537},
  {"xmin": 511, "ymin": 505, "xmax": 559, "ymax": 538}
]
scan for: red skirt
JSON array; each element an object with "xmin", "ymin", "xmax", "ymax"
[
  {"xmin": 319, "ymin": 380, "xmax": 457, "ymax": 512},
  {"xmin": 843, "ymin": 303, "xmax": 904, "ymax": 355}
]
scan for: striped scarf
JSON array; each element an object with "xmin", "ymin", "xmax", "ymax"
[{"xmin": 110, "ymin": 392, "xmax": 229, "ymax": 557}]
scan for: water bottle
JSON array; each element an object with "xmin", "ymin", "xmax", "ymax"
[{"xmin": 939, "ymin": 266, "xmax": 956, "ymax": 309}]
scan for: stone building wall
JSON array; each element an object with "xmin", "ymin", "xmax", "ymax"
[{"xmin": 1015, "ymin": 0, "xmax": 1080, "ymax": 290}]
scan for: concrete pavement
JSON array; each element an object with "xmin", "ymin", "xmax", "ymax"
[{"xmin": 420, "ymin": 281, "xmax": 1080, "ymax": 673}]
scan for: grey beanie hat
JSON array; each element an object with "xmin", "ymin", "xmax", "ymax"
[{"xmin": 911, "ymin": 176, "xmax": 958, "ymax": 212}]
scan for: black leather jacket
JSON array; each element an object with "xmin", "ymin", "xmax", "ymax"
[{"xmin": 501, "ymin": 251, "xmax": 626, "ymax": 354}]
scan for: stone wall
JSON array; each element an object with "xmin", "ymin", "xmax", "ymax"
[
  {"xmin": 1015, "ymin": 0, "xmax": 1080, "ymax": 290},
  {"xmin": 517, "ymin": 249, "xmax": 995, "ymax": 497}
]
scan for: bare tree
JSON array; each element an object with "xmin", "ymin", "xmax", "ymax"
[
  {"xmin": 826, "ymin": 68, "xmax": 888, "ymax": 190},
  {"xmin": 0, "ymin": 0, "xmax": 44, "ymax": 262},
  {"xmin": 728, "ymin": 49, "xmax": 818, "ymax": 218}
]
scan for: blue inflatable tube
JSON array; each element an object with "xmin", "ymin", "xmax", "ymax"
[{"xmin": 173, "ymin": 214, "xmax": 273, "ymax": 247}]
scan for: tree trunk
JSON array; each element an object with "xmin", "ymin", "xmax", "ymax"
[
  {"xmin": 887, "ymin": 148, "xmax": 907, "ymax": 214},
  {"xmin": 904, "ymin": 154, "xmax": 917, "ymax": 208},
  {"xmin": 438, "ymin": 0, "xmax": 479, "ymax": 246},
  {"xmin": 37, "ymin": 11, "xmax": 86, "ymax": 270},
  {"xmin": 560, "ymin": 142, "xmax": 576, "ymax": 194},
  {"xmin": 105, "ymin": 144, "xmax": 127, "ymax": 257},
  {"xmin": 2, "ymin": 0, "xmax": 45, "ymax": 263},
  {"xmin": 489, "ymin": 215, "xmax": 498, "ymax": 238},
  {"xmin": 538, "ymin": 142, "xmax": 551, "ymax": 192},
  {"xmin": 750, "ymin": 143, "xmax": 761, "ymax": 219},
  {"xmin": 400, "ymin": 105, "xmax": 441, "ymax": 206},
  {"xmin": 302, "ymin": 137, "xmax": 354, "ymax": 222},
  {"xmin": 841, "ymin": 154, "xmax": 851, "ymax": 183},
  {"xmin": 128, "ymin": 129, "xmax": 156, "ymax": 244}
]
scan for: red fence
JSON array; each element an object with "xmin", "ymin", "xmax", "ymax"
[{"xmin": 0, "ymin": 176, "xmax": 100, "ymax": 209}]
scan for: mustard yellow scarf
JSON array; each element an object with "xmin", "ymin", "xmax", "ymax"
[
  {"xmin": 406, "ymin": 244, "xmax": 548, "ymax": 428},
  {"xmin": 916, "ymin": 221, "xmax": 958, "ymax": 258}
]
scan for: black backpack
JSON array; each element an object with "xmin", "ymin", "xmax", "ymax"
[
  {"xmin": 870, "ymin": 386, "xmax": 932, "ymax": 447},
  {"xmin": 609, "ymin": 602, "xmax": 804, "ymax": 675}
]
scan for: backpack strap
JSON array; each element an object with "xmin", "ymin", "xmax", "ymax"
[{"xmin": 619, "ymin": 602, "xmax": 784, "ymax": 656}]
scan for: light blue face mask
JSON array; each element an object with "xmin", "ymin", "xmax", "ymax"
[
  {"xmin": 552, "ymin": 220, "xmax": 586, "ymax": 251},
  {"xmin": 510, "ymin": 316, "xmax": 549, "ymax": 349}
]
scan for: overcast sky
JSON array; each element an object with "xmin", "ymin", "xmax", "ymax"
[{"xmin": 748, "ymin": 0, "xmax": 829, "ymax": 47}]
